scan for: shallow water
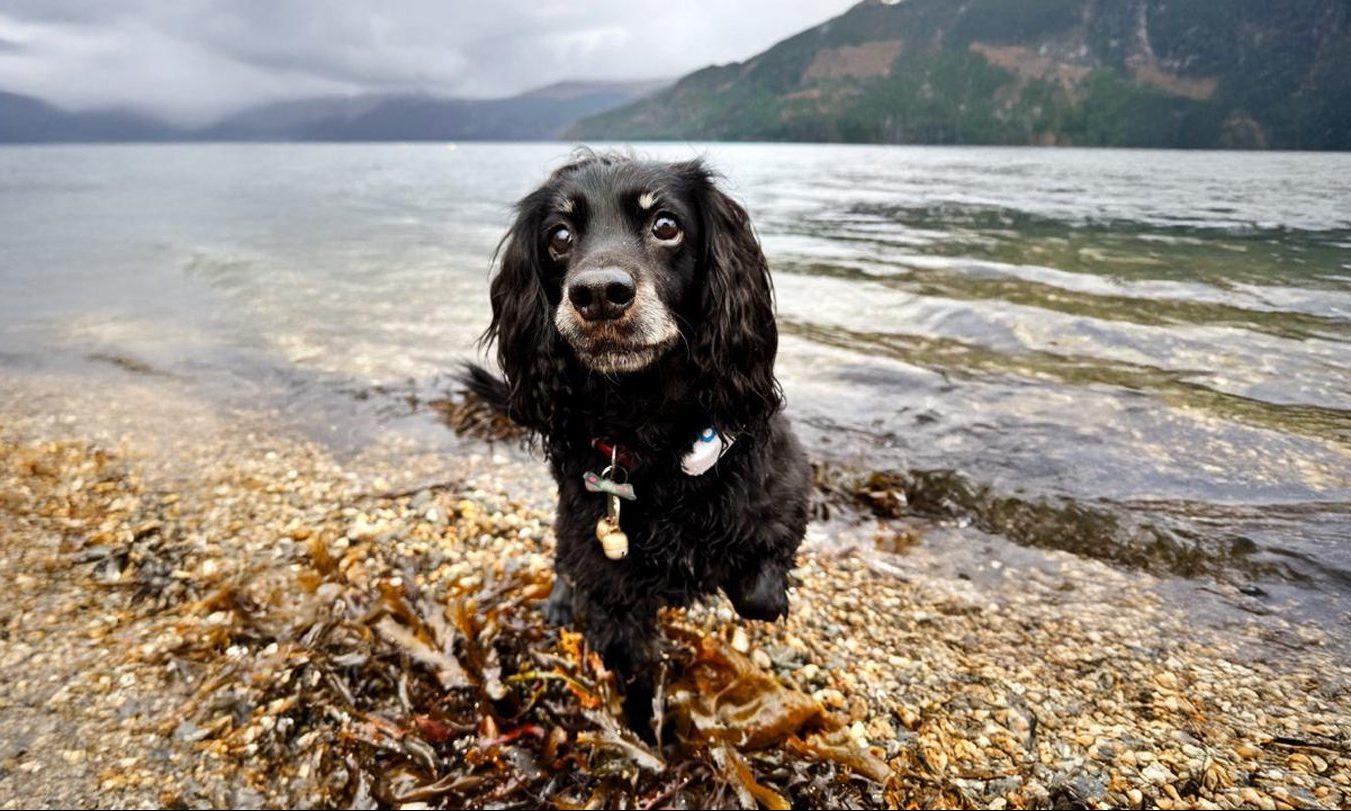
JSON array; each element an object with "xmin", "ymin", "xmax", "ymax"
[{"xmin": 1, "ymin": 142, "xmax": 1348, "ymax": 615}]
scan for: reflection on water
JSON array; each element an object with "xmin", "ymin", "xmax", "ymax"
[
  {"xmin": 783, "ymin": 318, "xmax": 1351, "ymax": 447},
  {"xmin": 1, "ymin": 142, "xmax": 1349, "ymax": 610}
]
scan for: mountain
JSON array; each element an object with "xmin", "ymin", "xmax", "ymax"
[
  {"xmin": 568, "ymin": 0, "xmax": 1351, "ymax": 150},
  {"xmin": 516, "ymin": 79, "xmax": 671, "ymax": 102},
  {"xmin": 203, "ymin": 80, "xmax": 668, "ymax": 141},
  {"xmin": 0, "ymin": 80, "xmax": 667, "ymax": 143},
  {"xmin": 0, "ymin": 91, "xmax": 178, "ymax": 143}
]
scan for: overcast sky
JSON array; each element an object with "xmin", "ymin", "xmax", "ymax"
[{"xmin": 0, "ymin": 1, "xmax": 856, "ymax": 125}]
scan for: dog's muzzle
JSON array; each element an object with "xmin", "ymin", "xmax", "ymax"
[
  {"xmin": 554, "ymin": 270, "xmax": 679, "ymax": 374},
  {"xmin": 566, "ymin": 267, "xmax": 636, "ymax": 322}
]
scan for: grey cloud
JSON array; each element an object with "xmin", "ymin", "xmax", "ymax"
[{"xmin": 0, "ymin": 1, "xmax": 854, "ymax": 124}]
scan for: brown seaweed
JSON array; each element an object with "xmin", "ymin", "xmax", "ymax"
[{"xmin": 157, "ymin": 517, "xmax": 894, "ymax": 809}]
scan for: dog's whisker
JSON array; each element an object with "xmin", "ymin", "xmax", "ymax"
[{"xmin": 671, "ymin": 313, "xmax": 696, "ymax": 361}]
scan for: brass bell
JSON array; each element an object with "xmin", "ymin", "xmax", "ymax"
[
  {"xmin": 595, "ymin": 515, "xmax": 628, "ymax": 560},
  {"xmin": 600, "ymin": 530, "xmax": 629, "ymax": 560}
]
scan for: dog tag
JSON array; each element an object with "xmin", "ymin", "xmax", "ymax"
[
  {"xmin": 682, "ymin": 426, "xmax": 734, "ymax": 476},
  {"xmin": 583, "ymin": 470, "xmax": 636, "ymax": 500}
]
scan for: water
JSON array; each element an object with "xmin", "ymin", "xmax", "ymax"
[{"xmin": 2, "ymin": 143, "xmax": 1349, "ymax": 617}]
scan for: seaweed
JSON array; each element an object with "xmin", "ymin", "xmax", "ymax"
[
  {"xmin": 150, "ymin": 504, "xmax": 896, "ymax": 809},
  {"xmin": 427, "ymin": 392, "xmax": 527, "ymax": 444}
]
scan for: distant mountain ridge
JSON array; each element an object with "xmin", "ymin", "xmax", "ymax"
[
  {"xmin": 0, "ymin": 80, "xmax": 667, "ymax": 143},
  {"xmin": 0, "ymin": 91, "xmax": 176, "ymax": 143},
  {"xmin": 569, "ymin": 0, "xmax": 1351, "ymax": 150}
]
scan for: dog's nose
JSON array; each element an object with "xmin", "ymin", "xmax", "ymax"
[{"xmin": 567, "ymin": 268, "xmax": 636, "ymax": 321}]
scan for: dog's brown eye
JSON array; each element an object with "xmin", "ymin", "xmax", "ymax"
[
  {"xmin": 548, "ymin": 226, "xmax": 573, "ymax": 257},
  {"xmin": 651, "ymin": 215, "xmax": 680, "ymax": 242}
]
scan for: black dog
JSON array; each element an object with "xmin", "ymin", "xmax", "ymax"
[{"xmin": 464, "ymin": 151, "xmax": 810, "ymax": 733}]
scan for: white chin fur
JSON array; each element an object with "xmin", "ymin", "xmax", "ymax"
[
  {"xmin": 554, "ymin": 290, "xmax": 679, "ymax": 374},
  {"xmin": 583, "ymin": 344, "xmax": 668, "ymax": 374}
]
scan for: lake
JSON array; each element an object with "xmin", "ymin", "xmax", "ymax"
[{"xmin": 2, "ymin": 142, "xmax": 1349, "ymax": 623}]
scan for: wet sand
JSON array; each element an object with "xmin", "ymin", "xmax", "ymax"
[{"xmin": 1, "ymin": 367, "xmax": 1348, "ymax": 809}]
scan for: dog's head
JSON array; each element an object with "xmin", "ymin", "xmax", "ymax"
[{"xmin": 484, "ymin": 151, "xmax": 781, "ymax": 435}]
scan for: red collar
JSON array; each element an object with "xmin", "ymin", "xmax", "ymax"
[{"xmin": 591, "ymin": 437, "xmax": 637, "ymax": 469}]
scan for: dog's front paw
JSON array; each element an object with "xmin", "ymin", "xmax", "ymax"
[
  {"xmin": 543, "ymin": 576, "xmax": 576, "ymax": 626},
  {"xmin": 725, "ymin": 565, "xmax": 789, "ymax": 622}
]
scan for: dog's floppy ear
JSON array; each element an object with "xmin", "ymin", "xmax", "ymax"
[
  {"xmin": 687, "ymin": 164, "xmax": 783, "ymax": 436},
  {"xmin": 483, "ymin": 194, "xmax": 566, "ymax": 432}
]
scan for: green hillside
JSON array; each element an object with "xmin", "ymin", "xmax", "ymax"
[{"xmin": 569, "ymin": 0, "xmax": 1351, "ymax": 149}]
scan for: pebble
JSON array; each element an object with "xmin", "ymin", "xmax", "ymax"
[
  {"xmin": 1142, "ymin": 762, "xmax": 1175, "ymax": 785},
  {"xmin": 814, "ymin": 689, "xmax": 847, "ymax": 710}
]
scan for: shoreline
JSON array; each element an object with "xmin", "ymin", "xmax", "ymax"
[{"xmin": 1, "ymin": 368, "xmax": 1348, "ymax": 809}]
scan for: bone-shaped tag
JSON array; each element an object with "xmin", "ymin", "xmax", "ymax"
[{"xmin": 583, "ymin": 471, "xmax": 636, "ymax": 501}]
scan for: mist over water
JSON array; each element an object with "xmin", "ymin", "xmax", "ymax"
[{"xmin": 2, "ymin": 143, "xmax": 1349, "ymax": 614}]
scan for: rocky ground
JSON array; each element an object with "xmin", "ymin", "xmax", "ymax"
[{"xmin": 1, "ymin": 368, "xmax": 1348, "ymax": 810}]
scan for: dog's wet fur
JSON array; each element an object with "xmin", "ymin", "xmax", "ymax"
[{"xmin": 463, "ymin": 151, "xmax": 810, "ymax": 736}]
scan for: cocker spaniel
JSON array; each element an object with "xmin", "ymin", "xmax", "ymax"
[{"xmin": 463, "ymin": 151, "xmax": 810, "ymax": 735}]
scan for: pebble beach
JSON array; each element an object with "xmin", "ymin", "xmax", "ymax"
[{"xmin": 2, "ymin": 368, "xmax": 1348, "ymax": 810}]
